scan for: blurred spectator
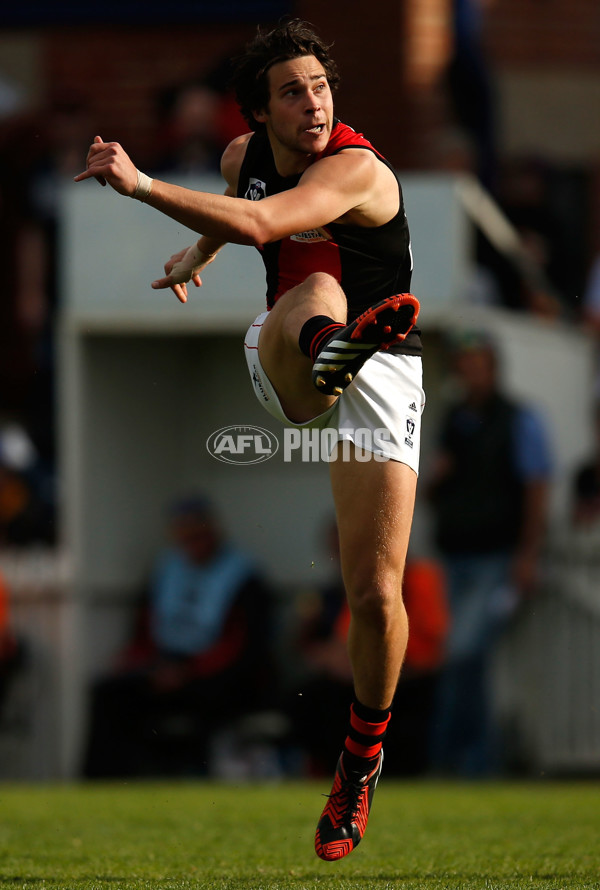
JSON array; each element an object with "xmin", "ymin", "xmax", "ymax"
[
  {"xmin": 0, "ymin": 421, "xmax": 55, "ymax": 546},
  {"xmin": 384, "ymin": 557, "xmax": 449, "ymax": 776},
  {"xmin": 430, "ymin": 131, "xmax": 563, "ymax": 318},
  {"xmin": 82, "ymin": 495, "xmax": 273, "ymax": 778},
  {"xmin": 26, "ymin": 90, "xmax": 98, "ymax": 479},
  {"xmin": 445, "ymin": 0, "xmax": 497, "ymax": 190},
  {"xmin": 0, "ymin": 89, "xmax": 94, "ymax": 527},
  {"xmin": 0, "ymin": 74, "xmax": 26, "ymax": 120},
  {"xmin": 0, "ymin": 568, "xmax": 23, "ymax": 720},
  {"xmin": 491, "ymin": 155, "xmax": 578, "ymax": 318},
  {"xmin": 155, "ymin": 56, "xmax": 247, "ymax": 176},
  {"xmin": 427, "ymin": 331, "xmax": 553, "ymax": 776},
  {"xmin": 285, "ymin": 520, "xmax": 354, "ymax": 777},
  {"xmin": 581, "ymin": 254, "xmax": 600, "ymax": 397},
  {"xmin": 583, "ymin": 254, "xmax": 600, "ymax": 327},
  {"xmin": 0, "ymin": 108, "xmax": 42, "ymax": 422},
  {"xmin": 155, "ymin": 81, "xmax": 222, "ymax": 174},
  {"xmin": 572, "ymin": 402, "xmax": 600, "ymax": 528},
  {"xmin": 287, "ymin": 521, "xmax": 449, "ymax": 777}
]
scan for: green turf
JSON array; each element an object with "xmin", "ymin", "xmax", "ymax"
[{"xmin": 0, "ymin": 780, "xmax": 598, "ymax": 889}]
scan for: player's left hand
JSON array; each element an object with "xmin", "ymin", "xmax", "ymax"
[
  {"xmin": 152, "ymin": 244, "xmax": 216, "ymax": 303},
  {"xmin": 74, "ymin": 135, "xmax": 138, "ymax": 196}
]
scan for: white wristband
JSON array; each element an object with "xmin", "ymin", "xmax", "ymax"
[{"xmin": 131, "ymin": 169, "xmax": 154, "ymax": 202}]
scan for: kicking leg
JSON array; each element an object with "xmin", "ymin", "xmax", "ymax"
[{"xmin": 258, "ymin": 272, "xmax": 347, "ymax": 423}]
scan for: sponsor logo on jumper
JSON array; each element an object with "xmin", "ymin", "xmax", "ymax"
[
  {"xmin": 406, "ymin": 418, "xmax": 416, "ymax": 437},
  {"xmin": 290, "ymin": 228, "xmax": 331, "ymax": 243},
  {"xmin": 207, "ymin": 425, "xmax": 278, "ymax": 464},
  {"xmin": 408, "ymin": 401, "xmax": 418, "ymax": 412},
  {"xmin": 245, "ymin": 178, "xmax": 267, "ymax": 201}
]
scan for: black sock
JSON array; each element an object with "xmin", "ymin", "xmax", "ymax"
[
  {"xmin": 298, "ymin": 315, "xmax": 345, "ymax": 362},
  {"xmin": 342, "ymin": 698, "xmax": 391, "ymax": 772}
]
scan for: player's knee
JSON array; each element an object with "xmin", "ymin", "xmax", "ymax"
[
  {"xmin": 302, "ymin": 272, "xmax": 346, "ymax": 309},
  {"xmin": 303, "ymin": 271, "xmax": 339, "ymax": 291},
  {"xmin": 346, "ymin": 577, "xmax": 405, "ymax": 633}
]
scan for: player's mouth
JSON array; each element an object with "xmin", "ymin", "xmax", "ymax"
[{"xmin": 305, "ymin": 124, "xmax": 325, "ymax": 135}]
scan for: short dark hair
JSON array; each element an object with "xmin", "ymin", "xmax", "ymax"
[{"xmin": 231, "ymin": 19, "xmax": 340, "ymax": 131}]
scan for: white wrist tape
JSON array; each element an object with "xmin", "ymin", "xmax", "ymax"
[
  {"xmin": 169, "ymin": 244, "xmax": 216, "ymax": 284},
  {"xmin": 131, "ymin": 169, "xmax": 154, "ymax": 202}
]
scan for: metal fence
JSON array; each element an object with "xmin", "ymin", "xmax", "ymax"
[{"xmin": 495, "ymin": 525, "xmax": 600, "ymax": 774}]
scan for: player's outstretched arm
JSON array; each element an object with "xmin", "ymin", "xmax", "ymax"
[
  {"xmin": 74, "ymin": 134, "xmax": 260, "ymax": 245},
  {"xmin": 74, "ymin": 135, "xmax": 389, "ymax": 259}
]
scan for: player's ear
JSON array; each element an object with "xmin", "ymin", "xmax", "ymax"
[{"xmin": 253, "ymin": 108, "xmax": 268, "ymax": 124}]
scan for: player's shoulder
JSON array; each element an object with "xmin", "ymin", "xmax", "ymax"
[
  {"xmin": 309, "ymin": 119, "xmax": 387, "ymax": 184},
  {"xmin": 221, "ymin": 132, "xmax": 254, "ymax": 190},
  {"xmin": 322, "ymin": 120, "xmax": 384, "ymax": 159},
  {"xmin": 309, "ymin": 127, "xmax": 384, "ymax": 191}
]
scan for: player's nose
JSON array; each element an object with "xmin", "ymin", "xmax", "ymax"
[{"xmin": 305, "ymin": 91, "xmax": 321, "ymax": 112}]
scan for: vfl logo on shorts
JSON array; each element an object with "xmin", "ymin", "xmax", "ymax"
[
  {"xmin": 405, "ymin": 416, "xmax": 416, "ymax": 449},
  {"xmin": 252, "ymin": 367, "xmax": 270, "ymax": 403},
  {"xmin": 245, "ymin": 178, "xmax": 267, "ymax": 201}
]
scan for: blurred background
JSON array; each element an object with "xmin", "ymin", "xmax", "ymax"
[{"xmin": 0, "ymin": 0, "xmax": 599, "ymax": 782}]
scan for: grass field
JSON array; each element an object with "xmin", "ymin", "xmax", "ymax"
[{"xmin": 0, "ymin": 780, "xmax": 598, "ymax": 889}]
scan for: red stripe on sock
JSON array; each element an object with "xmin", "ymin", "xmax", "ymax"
[
  {"xmin": 310, "ymin": 323, "xmax": 344, "ymax": 362},
  {"xmin": 345, "ymin": 737, "xmax": 383, "ymax": 759},
  {"xmin": 350, "ymin": 704, "xmax": 391, "ymax": 737}
]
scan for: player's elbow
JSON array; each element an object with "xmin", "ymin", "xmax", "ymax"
[
  {"xmin": 244, "ymin": 208, "xmax": 281, "ymax": 247},
  {"xmin": 229, "ymin": 216, "xmax": 268, "ymax": 248},
  {"xmin": 242, "ymin": 222, "xmax": 271, "ymax": 247}
]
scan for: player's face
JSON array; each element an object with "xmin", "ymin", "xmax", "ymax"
[{"xmin": 255, "ymin": 55, "xmax": 334, "ymax": 162}]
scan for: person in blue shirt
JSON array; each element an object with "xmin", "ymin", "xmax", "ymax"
[
  {"xmin": 427, "ymin": 330, "xmax": 552, "ymax": 776},
  {"xmin": 82, "ymin": 495, "xmax": 272, "ymax": 778}
]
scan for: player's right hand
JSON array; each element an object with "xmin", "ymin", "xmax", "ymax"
[
  {"xmin": 152, "ymin": 244, "xmax": 215, "ymax": 303},
  {"xmin": 74, "ymin": 136, "xmax": 138, "ymax": 196}
]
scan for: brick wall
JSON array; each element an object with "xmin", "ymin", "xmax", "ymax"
[
  {"xmin": 41, "ymin": 23, "xmax": 257, "ymax": 167},
  {"xmin": 297, "ymin": 0, "xmax": 453, "ymax": 168},
  {"xmin": 484, "ymin": 0, "xmax": 600, "ymax": 69}
]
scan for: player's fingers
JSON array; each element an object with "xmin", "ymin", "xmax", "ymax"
[
  {"xmin": 151, "ymin": 276, "xmax": 188, "ymax": 303},
  {"xmin": 73, "ymin": 167, "xmax": 108, "ymax": 186},
  {"xmin": 192, "ymin": 274, "xmax": 202, "ymax": 287},
  {"xmin": 173, "ymin": 283, "xmax": 188, "ymax": 303},
  {"xmin": 75, "ymin": 137, "xmax": 109, "ymax": 184},
  {"xmin": 73, "ymin": 168, "xmax": 96, "ymax": 182},
  {"xmin": 151, "ymin": 275, "xmax": 172, "ymax": 289}
]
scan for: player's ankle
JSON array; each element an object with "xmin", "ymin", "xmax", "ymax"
[{"xmin": 299, "ymin": 315, "xmax": 344, "ymax": 361}]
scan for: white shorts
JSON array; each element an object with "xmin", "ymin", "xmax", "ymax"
[{"xmin": 244, "ymin": 312, "xmax": 425, "ymax": 473}]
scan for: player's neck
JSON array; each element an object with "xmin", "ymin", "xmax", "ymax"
[{"xmin": 268, "ymin": 135, "xmax": 315, "ymax": 178}]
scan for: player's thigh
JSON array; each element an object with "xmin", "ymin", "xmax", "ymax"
[
  {"xmin": 329, "ymin": 450, "xmax": 417, "ymax": 588},
  {"xmin": 257, "ymin": 286, "xmax": 339, "ymax": 422}
]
